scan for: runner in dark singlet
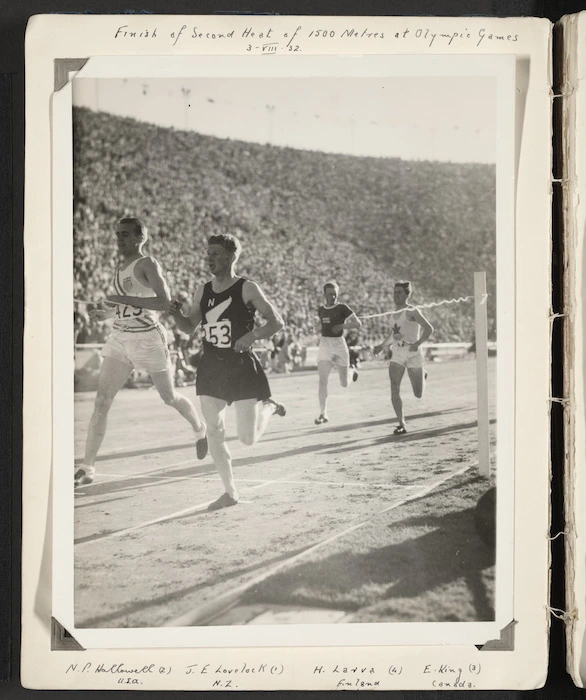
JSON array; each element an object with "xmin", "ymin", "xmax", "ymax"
[
  {"xmin": 171, "ymin": 234, "xmax": 285, "ymax": 511},
  {"xmin": 314, "ymin": 281, "xmax": 362, "ymax": 425}
]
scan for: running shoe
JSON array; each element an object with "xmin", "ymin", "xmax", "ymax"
[
  {"xmin": 394, "ymin": 425, "xmax": 407, "ymax": 435},
  {"xmin": 264, "ymin": 398, "xmax": 286, "ymax": 417},
  {"xmin": 74, "ymin": 465, "xmax": 95, "ymax": 487},
  {"xmin": 194, "ymin": 425, "xmax": 208, "ymax": 460},
  {"xmin": 352, "ymin": 369, "xmax": 359, "ymax": 382},
  {"xmin": 315, "ymin": 414, "xmax": 329, "ymax": 425},
  {"xmin": 207, "ymin": 493, "xmax": 239, "ymax": 511}
]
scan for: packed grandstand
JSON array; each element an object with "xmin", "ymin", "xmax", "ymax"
[{"xmin": 73, "ymin": 106, "xmax": 496, "ymax": 371}]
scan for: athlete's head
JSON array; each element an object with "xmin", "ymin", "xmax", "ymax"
[
  {"xmin": 117, "ymin": 217, "xmax": 148, "ymax": 255},
  {"xmin": 323, "ymin": 281, "xmax": 339, "ymax": 306},
  {"xmin": 207, "ymin": 234, "xmax": 242, "ymax": 275},
  {"xmin": 394, "ymin": 281, "xmax": 412, "ymax": 306}
]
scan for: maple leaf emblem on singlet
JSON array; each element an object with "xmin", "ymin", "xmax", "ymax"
[{"xmin": 391, "ymin": 322, "xmax": 403, "ymax": 339}]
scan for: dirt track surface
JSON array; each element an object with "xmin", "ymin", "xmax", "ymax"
[{"xmin": 74, "ymin": 357, "xmax": 497, "ymax": 628}]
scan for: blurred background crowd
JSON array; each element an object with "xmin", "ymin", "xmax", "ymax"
[{"xmin": 73, "ymin": 107, "xmax": 496, "ymax": 390}]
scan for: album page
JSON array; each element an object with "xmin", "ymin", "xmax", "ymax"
[{"xmin": 22, "ymin": 13, "xmax": 552, "ymax": 690}]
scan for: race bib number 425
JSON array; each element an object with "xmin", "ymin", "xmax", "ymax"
[
  {"xmin": 115, "ymin": 305, "xmax": 142, "ymax": 319},
  {"xmin": 203, "ymin": 320, "xmax": 232, "ymax": 348}
]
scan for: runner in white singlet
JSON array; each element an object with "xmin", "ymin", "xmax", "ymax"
[
  {"xmin": 74, "ymin": 217, "xmax": 207, "ymax": 488},
  {"xmin": 374, "ymin": 281, "xmax": 433, "ymax": 435}
]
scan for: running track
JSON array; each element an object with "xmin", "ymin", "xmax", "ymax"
[{"xmin": 73, "ymin": 357, "xmax": 496, "ymax": 627}]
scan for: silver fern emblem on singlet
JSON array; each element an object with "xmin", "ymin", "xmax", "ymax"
[{"xmin": 205, "ymin": 297, "xmax": 232, "ymax": 323}]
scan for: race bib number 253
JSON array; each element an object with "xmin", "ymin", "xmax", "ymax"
[{"xmin": 203, "ymin": 321, "xmax": 232, "ymax": 348}]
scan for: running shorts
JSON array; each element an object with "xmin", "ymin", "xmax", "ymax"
[
  {"xmin": 317, "ymin": 336, "xmax": 350, "ymax": 368},
  {"xmin": 196, "ymin": 349, "xmax": 271, "ymax": 405},
  {"xmin": 389, "ymin": 343, "xmax": 424, "ymax": 369},
  {"xmin": 101, "ymin": 324, "xmax": 171, "ymax": 373}
]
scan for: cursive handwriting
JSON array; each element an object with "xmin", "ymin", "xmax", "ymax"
[{"xmin": 111, "ymin": 22, "xmax": 520, "ymax": 52}]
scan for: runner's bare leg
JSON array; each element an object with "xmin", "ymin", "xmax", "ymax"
[
  {"xmin": 150, "ymin": 367, "xmax": 205, "ymax": 434},
  {"xmin": 83, "ymin": 356, "xmax": 133, "ymax": 466},
  {"xmin": 200, "ymin": 395, "xmax": 237, "ymax": 499}
]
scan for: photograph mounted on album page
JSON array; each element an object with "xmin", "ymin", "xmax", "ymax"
[{"xmin": 22, "ymin": 13, "xmax": 552, "ymax": 690}]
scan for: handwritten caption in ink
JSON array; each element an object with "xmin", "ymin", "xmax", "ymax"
[
  {"xmin": 112, "ymin": 22, "xmax": 520, "ymax": 51},
  {"xmin": 65, "ymin": 659, "xmax": 482, "ymax": 689},
  {"xmin": 65, "ymin": 661, "xmax": 283, "ymax": 689},
  {"xmin": 65, "ymin": 662, "xmax": 172, "ymax": 687},
  {"xmin": 312, "ymin": 661, "xmax": 482, "ymax": 690},
  {"xmin": 422, "ymin": 662, "xmax": 482, "ymax": 689}
]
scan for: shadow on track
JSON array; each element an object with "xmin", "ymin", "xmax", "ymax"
[
  {"xmin": 76, "ymin": 435, "xmax": 380, "ymax": 499},
  {"xmin": 74, "ymin": 495, "xmax": 132, "ymax": 509},
  {"xmin": 306, "ymin": 406, "xmax": 473, "ymax": 437},
  {"xmin": 76, "ymin": 544, "xmax": 311, "ymax": 628},
  {"xmin": 322, "ymin": 418, "xmax": 496, "ymax": 454},
  {"xmin": 237, "ymin": 502, "xmax": 495, "ymax": 622},
  {"xmin": 77, "ymin": 407, "xmax": 473, "ymax": 464}
]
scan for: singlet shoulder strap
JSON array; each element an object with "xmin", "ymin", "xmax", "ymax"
[
  {"xmin": 120, "ymin": 257, "xmax": 142, "ymax": 275},
  {"xmin": 221, "ymin": 277, "xmax": 247, "ymax": 298}
]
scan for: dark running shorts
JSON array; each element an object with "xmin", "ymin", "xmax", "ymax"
[{"xmin": 196, "ymin": 350, "xmax": 271, "ymax": 405}]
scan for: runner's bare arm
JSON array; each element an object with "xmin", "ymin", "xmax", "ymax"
[
  {"xmin": 170, "ymin": 284, "xmax": 204, "ymax": 334},
  {"xmin": 373, "ymin": 322, "xmax": 399, "ymax": 355},
  {"xmin": 106, "ymin": 258, "xmax": 172, "ymax": 311},
  {"xmin": 408, "ymin": 309, "xmax": 434, "ymax": 351},
  {"xmin": 88, "ymin": 304, "xmax": 116, "ymax": 321},
  {"xmin": 234, "ymin": 281, "xmax": 284, "ymax": 352}
]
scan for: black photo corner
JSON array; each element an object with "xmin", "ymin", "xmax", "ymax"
[{"xmin": 0, "ymin": 0, "xmax": 577, "ymax": 697}]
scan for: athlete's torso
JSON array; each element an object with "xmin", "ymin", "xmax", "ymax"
[
  {"xmin": 199, "ymin": 277, "xmax": 254, "ymax": 354},
  {"xmin": 112, "ymin": 257, "xmax": 158, "ymax": 331},
  {"xmin": 318, "ymin": 303, "xmax": 352, "ymax": 338},
  {"xmin": 389, "ymin": 308, "xmax": 420, "ymax": 346}
]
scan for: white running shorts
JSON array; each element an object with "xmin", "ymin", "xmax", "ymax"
[
  {"xmin": 317, "ymin": 336, "xmax": 350, "ymax": 368},
  {"xmin": 389, "ymin": 343, "xmax": 424, "ymax": 369},
  {"xmin": 101, "ymin": 324, "xmax": 170, "ymax": 373}
]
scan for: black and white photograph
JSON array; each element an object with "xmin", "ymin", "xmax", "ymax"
[{"xmin": 50, "ymin": 52, "xmax": 516, "ymax": 648}]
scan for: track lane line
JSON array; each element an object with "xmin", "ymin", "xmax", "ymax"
[
  {"xmin": 74, "ymin": 468, "xmax": 311, "ymax": 548},
  {"xmin": 163, "ymin": 461, "xmax": 476, "ymax": 627}
]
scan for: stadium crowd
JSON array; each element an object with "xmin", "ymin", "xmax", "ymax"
[{"xmin": 73, "ymin": 106, "xmax": 497, "ymax": 388}]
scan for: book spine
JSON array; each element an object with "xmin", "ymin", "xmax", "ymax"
[{"xmin": 555, "ymin": 12, "xmax": 580, "ymax": 687}]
